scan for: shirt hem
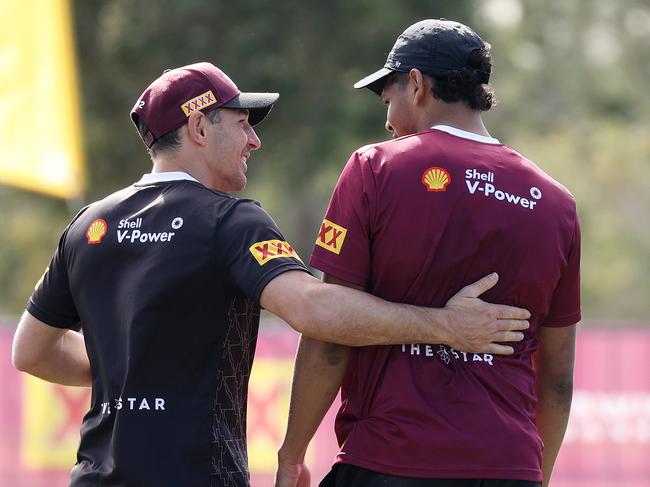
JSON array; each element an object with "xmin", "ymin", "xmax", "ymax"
[
  {"xmin": 26, "ymin": 300, "xmax": 79, "ymax": 330},
  {"xmin": 309, "ymin": 257, "xmax": 367, "ymax": 288},
  {"xmin": 541, "ymin": 311, "xmax": 581, "ymax": 327},
  {"xmin": 336, "ymin": 457, "xmax": 542, "ymax": 482}
]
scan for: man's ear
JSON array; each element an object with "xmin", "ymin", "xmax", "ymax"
[
  {"xmin": 186, "ymin": 111, "xmax": 208, "ymax": 146},
  {"xmin": 409, "ymin": 68, "xmax": 430, "ymax": 106}
]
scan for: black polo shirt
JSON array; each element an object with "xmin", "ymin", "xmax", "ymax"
[{"xmin": 27, "ymin": 172, "xmax": 309, "ymax": 487}]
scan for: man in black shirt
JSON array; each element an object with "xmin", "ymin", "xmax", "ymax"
[{"xmin": 12, "ymin": 62, "xmax": 530, "ymax": 487}]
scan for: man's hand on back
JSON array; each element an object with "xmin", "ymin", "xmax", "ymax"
[{"xmin": 441, "ymin": 273, "xmax": 531, "ymax": 355}]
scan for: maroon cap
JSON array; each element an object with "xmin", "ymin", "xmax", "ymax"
[{"xmin": 130, "ymin": 62, "xmax": 279, "ymax": 148}]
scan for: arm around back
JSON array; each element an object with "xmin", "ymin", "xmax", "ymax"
[
  {"xmin": 261, "ymin": 270, "xmax": 433, "ymax": 345},
  {"xmin": 260, "ymin": 270, "xmax": 531, "ymax": 351}
]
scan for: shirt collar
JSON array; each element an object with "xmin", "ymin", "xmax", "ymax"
[
  {"xmin": 431, "ymin": 125, "xmax": 501, "ymax": 145},
  {"xmin": 134, "ymin": 171, "xmax": 200, "ymax": 186}
]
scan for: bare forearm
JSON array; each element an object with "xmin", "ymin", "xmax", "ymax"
[
  {"xmin": 279, "ymin": 335, "xmax": 350, "ymax": 463},
  {"xmin": 533, "ymin": 324, "xmax": 576, "ymax": 487},
  {"xmin": 536, "ymin": 381, "xmax": 573, "ymax": 486},
  {"xmin": 41, "ymin": 330, "xmax": 91, "ymax": 386},
  {"xmin": 262, "ymin": 271, "xmax": 530, "ymax": 352},
  {"xmin": 14, "ymin": 324, "xmax": 91, "ymax": 387},
  {"xmin": 296, "ymin": 283, "xmax": 451, "ymax": 345}
]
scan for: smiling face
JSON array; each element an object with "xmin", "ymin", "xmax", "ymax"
[{"xmin": 206, "ymin": 108, "xmax": 261, "ymax": 192}]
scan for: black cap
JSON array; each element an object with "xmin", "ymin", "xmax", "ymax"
[{"xmin": 354, "ymin": 19, "xmax": 487, "ymax": 95}]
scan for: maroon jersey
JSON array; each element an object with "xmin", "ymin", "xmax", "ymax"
[{"xmin": 310, "ymin": 126, "xmax": 581, "ymax": 481}]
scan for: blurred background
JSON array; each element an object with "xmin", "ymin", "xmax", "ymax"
[{"xmin": 0, "ymin": 0, "xmax": 649, "ymax": 486}]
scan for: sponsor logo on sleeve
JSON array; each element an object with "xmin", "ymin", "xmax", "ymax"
[
  {"xmin": 181, "ymin": 90, "xmax": 217, "ymax": 116},
  {"xmin": 86, "ymin": 219, "xmax": 108, "ymax": 244},
  {"xmin": 249, "ymin": 240, "xmax": 303, "ymax": 266},
  {"xmin": 315, "ymin": 219, "xmax": 347, "ymax": 255},
  {"xmin": 422, "ymin": 166, "xmax": 451, "ymax": 192}
]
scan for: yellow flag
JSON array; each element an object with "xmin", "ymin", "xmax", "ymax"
[{"xmin": 0, "ymin": 0, "xmax": 85, "ymax": 199}]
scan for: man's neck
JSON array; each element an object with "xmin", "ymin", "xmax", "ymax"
[
  {"xmin": 151, "ymin": 151, "xmax": 212, "ymax": 189},
  {"xmin": 419, "ymin": 101, "xmax": 490, "ymax": 137}
]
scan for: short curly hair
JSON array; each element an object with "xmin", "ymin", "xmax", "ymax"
[{"xmin": 388, "ymin": 45, "xmax": 496, "ymax": 111}]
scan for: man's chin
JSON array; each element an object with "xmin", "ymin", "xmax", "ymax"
[
  {"xmin": 233, "ymin": 177, "xmax": 247, "ymax": 192},
  {"xmin": 215, "ymin": 176, "xmax": 247, "ymax": 193}
]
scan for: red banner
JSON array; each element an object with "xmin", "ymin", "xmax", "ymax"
[{"xmin": 1, "ymin": 324, "xmax": 649, "ymax": 486}]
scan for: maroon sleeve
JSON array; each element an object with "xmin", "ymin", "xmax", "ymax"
[
  {"xmin": 309, "ymin": 150, "xmax": 376, "ymax": 287},
  {"xmin": 543, "ymin": 212, "xmax": 582, "ymax": 327}
]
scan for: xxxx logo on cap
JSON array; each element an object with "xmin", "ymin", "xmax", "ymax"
[
  {"xmin": 86, "ymin": 219, "xmax": 108, "ymax": 244},
  {"xmin": 181, "ymin": 90, "xmax": 218, "ymax": 116},
  {"xmin": 250, "ymin": 240, "xmax": 303, "ymax": 266},
  {"xmin": 422, "ymin": 166, "xmax": 451, "ymax": 192},
  {"xmin": 315, "ymin": 219, "xmax": 347, "ymax": 255}
]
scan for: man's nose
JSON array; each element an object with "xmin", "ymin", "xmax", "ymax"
[
  {"xmin": 246, "ymin": 125, "xmax": 261, "ymax": 151},
  {"xmin": 385, "ymin": 120, "xmax": 394, "ymax": 134}
]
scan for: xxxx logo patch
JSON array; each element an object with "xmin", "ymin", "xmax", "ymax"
[
  {"xmin": 180, "ymin": 90, "xmax": 218, "ymax": 116},
  {"xmin": 249, "ymin": 240, "xmax": 303, "ymax": 266},
  {"xmin": 315, "ymin": 218, "xmax": 347, "ymax": 255}
]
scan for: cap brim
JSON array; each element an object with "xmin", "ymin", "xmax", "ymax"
[
  {"xmin": 353, "ymin": 67, "xmax": 394, "ymax": 95},
  {"xmin": 222, "ymin": 92, "xmax": 279, "ymax": 126}
]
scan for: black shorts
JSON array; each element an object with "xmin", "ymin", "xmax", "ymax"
[{"xmin": 319, "ymin": 464, "xmax": 542, "ymax": 487}]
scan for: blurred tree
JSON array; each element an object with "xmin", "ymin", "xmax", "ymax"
[
  {"xmin": 476, "ymin": 0, "xmax": 650, "ymax": 322},
  {"xmin": 0, "ymin": 188, "xmax": 71, "ymax": 318},
  {"xmin": 1, "ymin": 0, "xmax": 648, "ymax": 323},
  {"xmin": 70, "ymin": 0, "xmax": 473, "ymax": 238}
]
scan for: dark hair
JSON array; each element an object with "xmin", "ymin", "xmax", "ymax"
[
  {"xmin": 388, "ymin": 46, "xmax": 496, "ymax": 111},
  {"xmin": 137, "ymin": 109, "xmax": 221, "ymax": 157},
  {"xmin": 429, "ymin": 46, "xmax": 495, "ymax": 111}
]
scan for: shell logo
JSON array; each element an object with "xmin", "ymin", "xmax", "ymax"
[
  {"xmin": 422, "ymin": 167, "xmax": 451, "ymax": 192},
  {"xmin": 86, "ymin": 219, "xmax": 108, "ymax": 244}
]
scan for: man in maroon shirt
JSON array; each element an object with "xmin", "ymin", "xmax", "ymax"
[{"xmin": 275, "ymin": 20, "xmax": 580, "ymax": 487}]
